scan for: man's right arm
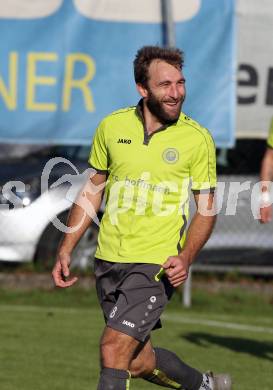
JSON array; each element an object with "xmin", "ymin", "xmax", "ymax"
[
  {"xmin": 259, "ymin": 148, "xmax": 273, "ymax": 223},
  {"xmin": 52, "ymin": 172, "xmax": 106, "ymax": 287}
]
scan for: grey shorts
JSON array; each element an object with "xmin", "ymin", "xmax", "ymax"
[{"xmin": 94, "ymin": 259, "xmax": 173, "ymax": 342}]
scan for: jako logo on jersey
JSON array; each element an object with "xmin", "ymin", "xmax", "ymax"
[
  {"xmin": 117, "ymin": 138, "xmax": 132, "ymax": 144},
  {"xmin": 122, "ymin": 320, "xmax": 135, "ymax": 328},
  {"xmin": 110, "ymin": 306, "xmax": 118, "ymax": 318}
]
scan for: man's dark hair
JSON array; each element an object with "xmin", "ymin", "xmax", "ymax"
[{"xmin": 134, "ymin": 46, "xmax": 184, "ymax": 87}]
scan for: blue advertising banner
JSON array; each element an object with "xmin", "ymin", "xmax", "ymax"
[{"xmin": 0, "ymin": 0, "xmax": 236, "ymax": 147}]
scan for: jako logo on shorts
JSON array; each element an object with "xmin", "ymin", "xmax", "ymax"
[
  {"xmin": 110, "ymin": 306, "xmax": 118, "ymax": 318},
  {"xmin": 122, "ymin": 320, "xmax": 135, "ymax": 328}
]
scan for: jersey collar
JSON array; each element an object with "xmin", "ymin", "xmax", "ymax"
[{"xmin": 136, "ymin": 99, "xmax": 177, "ymax": 146}]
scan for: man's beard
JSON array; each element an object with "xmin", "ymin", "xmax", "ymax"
[{"xmin": 146, "ymin": 90, "xmax": 184, "ymax": 124}]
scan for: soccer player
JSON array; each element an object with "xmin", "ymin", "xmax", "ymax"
[
  {"xmin": 52, "ymin": 46, "xmax": 232, "ymax": 390},
  {"xmin": 259, "ymin": 118, "xmax": 273, "ymax": 223}
]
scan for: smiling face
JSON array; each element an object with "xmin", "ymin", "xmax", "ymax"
[{"xmin": 138, "ymin": 59, "xmax": 186, "ymax": 124}]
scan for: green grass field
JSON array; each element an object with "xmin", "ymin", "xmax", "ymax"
[{"xmin": 0, "ymin": 285, "xmax": 272, "ymax": 390}]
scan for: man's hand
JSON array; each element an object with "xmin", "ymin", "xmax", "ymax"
[
  {"xmin": 259, "ymin": 205, "xmax": 272, "ymax": 224},
  {"xmin": 52, "ymin": 252, "xmax": 78, "ymax": 288},
  {"xmin": 162, "ymin": 253, "xmax": 190, "ymax": 287}
]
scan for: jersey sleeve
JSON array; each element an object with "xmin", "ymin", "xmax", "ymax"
[
  {"xmin": 88, "ymin": 120, "xmax": 108, "ymax": 173},
  {"xmin": 190, "ymin": 130, "xmax": 217, "ymax": 193},
  {"xmin": 266, "ymin": 118, "xmax": 273, "ymax": 149}
]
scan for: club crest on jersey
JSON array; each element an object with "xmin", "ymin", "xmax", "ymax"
[
  {"xmin": 117, "ymin": 138, "xmax": 132, "ymax": 144},
  {"xmin": 162, "ymin": 148, "xmax": 179, "ymax": 164}
]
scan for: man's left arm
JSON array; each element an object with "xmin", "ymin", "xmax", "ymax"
[
  {"xmin": 163, "ymin": 193, "xmax": 216, "ymax": 287},
  {"xmin": 259, "ymin": 148, "xmax": 273, "ymax": 223},
  {"xmin": 163, "ymin": 192, "xmax": 216, "ymax": 287}
]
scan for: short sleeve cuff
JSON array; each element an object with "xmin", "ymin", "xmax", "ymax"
[
  {"xmin": 191, "ymin": 187, "xmax": 216, "ymax": 194},
  {"xmin": 88, "ymin": 163, "xmax": 108, "ymax": 174}
]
